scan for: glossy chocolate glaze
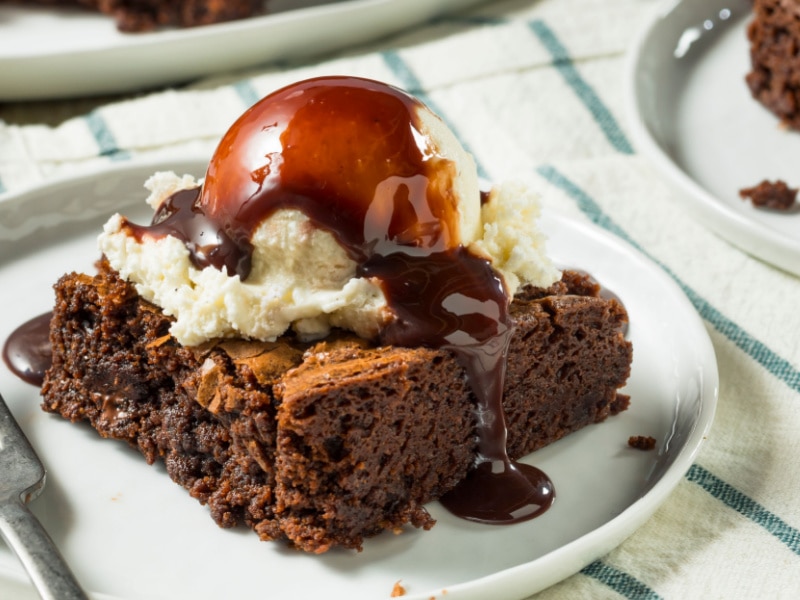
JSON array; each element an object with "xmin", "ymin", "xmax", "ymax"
[{"xmin": 4, "ymin": 77, "xmax": 555, "ymax": 524}]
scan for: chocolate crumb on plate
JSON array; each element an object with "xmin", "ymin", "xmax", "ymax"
[
  {"xmin": 628, "ymin": 436, "xmax": 656, "ymax": 451},
  {"xmin": 739, "ymin": 180, "xmax": 798, "ymax": 211}
]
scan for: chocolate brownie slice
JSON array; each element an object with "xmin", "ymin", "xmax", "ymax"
[{"xmin": 42, "ymin": 263, "xmax": 632, "ymax": 552}]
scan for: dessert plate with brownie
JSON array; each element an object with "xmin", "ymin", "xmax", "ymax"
[
  {"xmin": 626, "ymin": 0, "xmax": 800, "ymax": 276},
  {"xmin": 0, "ymin": 0, "xmax": 485, "ymax": 100},
  {"xmin": 0, "ymin": 78, "xmax": 717, "ymax": 599}
]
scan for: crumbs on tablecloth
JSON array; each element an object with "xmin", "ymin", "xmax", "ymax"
[
  {"xmin": 739, "ymin": 179, "xmax": 798, "ymax": 211},
  {"xmin": 628, "ymin": 435, "xmax": 656, "ymax": 451},
  {"xmin": 391, "ymin": 580, "xmax": 406, "ymax": 597}
]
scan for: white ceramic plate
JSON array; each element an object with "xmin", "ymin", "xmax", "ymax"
[
  {"xmin": 0, "ymin": 0, "xmax": 484, "ymax": 101},
  {"xmin": 626, "ymin": 0, "xmax": 800, "ymax": 277},
  {"xmin": 0, "ymin": 160, "xmax": 717, "ymax": 600}
]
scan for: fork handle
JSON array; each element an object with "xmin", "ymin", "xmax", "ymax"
[{"xmin": 0, "ymin": 498, "xmax": 89, "ymax": 600}]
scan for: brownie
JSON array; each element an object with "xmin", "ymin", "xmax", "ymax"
[
  {"xmin": 2, "ymin": 0, "xmax": 264, "ymax": 31},
  {"xmin": 746, "ymin": 0, "xmax": 800, "ymax": 129},
  {"xmin": 41, "ymin": 263, "xmax": 632, "ymax": 553}
]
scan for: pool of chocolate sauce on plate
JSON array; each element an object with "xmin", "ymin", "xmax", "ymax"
[
  {"xmin": 2, "ymin": 76, "xmax": 554, "ymax": 525},
  {"xmin": 2, "ymin": 312, "xmax": 51, "ymax": 387}
]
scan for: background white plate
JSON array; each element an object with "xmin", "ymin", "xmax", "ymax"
[
  {"xmin": 626, "ymin": 0, "xmax": 800, "ymax": 277},
  {"xmin": 0, "ymin": 160, "xmax": 717, "ymax": 600},
  {"xmin": 0, "ymin": 0, "xmax": 485, "ymax": 101}
]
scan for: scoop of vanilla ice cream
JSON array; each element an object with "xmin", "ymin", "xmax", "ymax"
[
  {"xmin": 415, "ymin": 108, "xmax": 482, "ymax": 246},
  {"xmin": 99, "ymin": 170, "xmax": 559, "ymax": 347},
  {"xmin": 100, "ymin": 172, "xmax": 389, "ymax": 346},
  {"xmin": 99, "ymin": 82, "xmax": 561, "ymax": 347},
  {"xmin": 470, "ymin": 181, "xmax": 561, "ymax": 295},
  {"xmin": 408, "ymin": 110, "xmax": 559, "ymax": 295}
]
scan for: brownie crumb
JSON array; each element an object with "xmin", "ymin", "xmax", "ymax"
[
  {"xmin": 739, "ymin": 180, "xmax": 798, "ymax": 211},
  {"xmin": 390, "ymin": 580, "xmax": 406, "ymax": 597},
  {"xmin": 628, "ymin": 435, "xmax": 656, "ymax": 451}
]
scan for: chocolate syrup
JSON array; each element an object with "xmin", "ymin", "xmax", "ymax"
[
  {"xmin": 2, "ymin": 312, "xmax": 52, "ymax": 387},
  {"xmin": 131, "ymin": 187, "xmax": 252, "ymax": 278},
  {"xmin": 5, "ymin": 76, "xmax": 555, "ymax": 524},
  {"xmin": 126, "ymin": 76, "xmax": 462, "ymax": 278}
]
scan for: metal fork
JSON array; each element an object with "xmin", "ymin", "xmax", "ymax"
[{"xmin": 0, "ymin": 392, "xmax": 89, "ymax": 600}]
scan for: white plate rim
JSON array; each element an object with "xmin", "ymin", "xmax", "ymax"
[
  {"xmin": 624, "ymin": 0, "xmax": 800, "ymax": 277},
  {"xmin": 0, "ymin": 160, "xmax": 719, "ymax": 600},
  {"xmin": 0, "ymin": 0, "xmax": 485, "ymax": 100}
]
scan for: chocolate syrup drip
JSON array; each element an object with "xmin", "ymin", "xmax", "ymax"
[
  {"xmin": 127, "ymin": 188, "xmax": 252, "ymax": 278},
  {"xmin": 2, "ymin": 312, "xmax": 52, "ymax": 386},
  {"xmin": 5, "ymin": 76, "xmax": 555, "ymax": 524},
  {"xmin": 361, "ymin": 248, "xmax": 553, "ymax": 522}
]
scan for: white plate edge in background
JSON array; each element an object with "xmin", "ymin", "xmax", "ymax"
[
  {"xmin": 624, "ymin": 0, "xmax": 800, "ymax": 277},
  {"xmin": 0, "ymin": 0, "xmax": 486, "ymax": 100}
]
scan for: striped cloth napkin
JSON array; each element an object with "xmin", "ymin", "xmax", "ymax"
[{"xmin": 1, "ymin": 0, "xmax": 799, "ymax": 598}]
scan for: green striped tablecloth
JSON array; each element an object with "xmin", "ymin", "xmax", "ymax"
[{"xmin": 1, "ymin": 0, "xmax": 798, "ymax": 598}]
